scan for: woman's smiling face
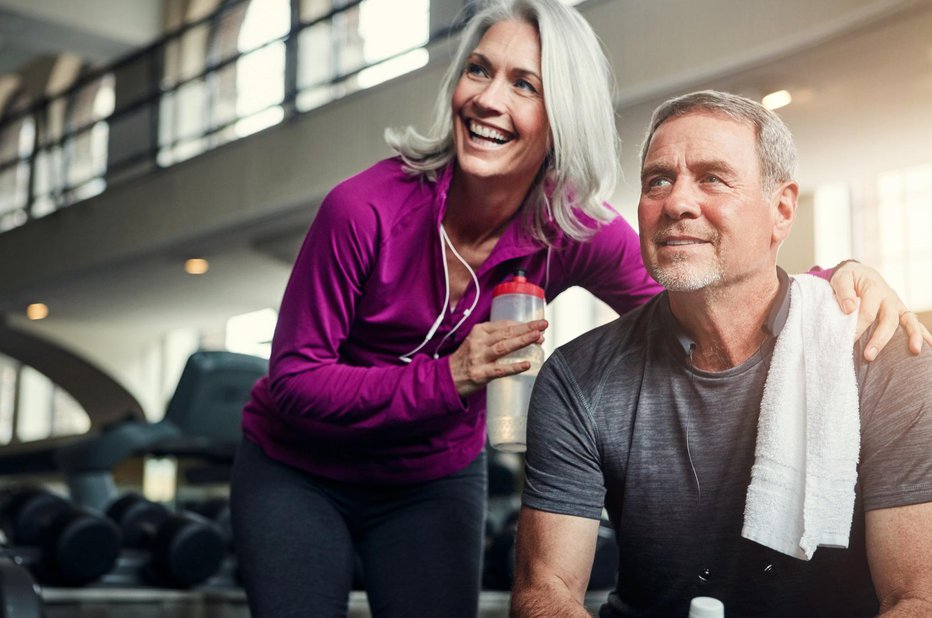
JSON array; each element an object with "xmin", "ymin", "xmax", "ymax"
[{"xmin": 451, "ymin": 19, "xmax": 551, "ymax": 189}]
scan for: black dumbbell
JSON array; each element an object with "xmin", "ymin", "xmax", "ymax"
[
  {"xmin": 589, "ymin": 521, "xmax": 619, "ymax": 590},
  {"xmin": 0, "ymin": 557, "xmax": 43, "ymax": 618},
  {"xmin": 487, "ymin": 453, "xmax": 520, "ymax": 498},
  {"xmin": 482, "ymin": 508, "xmax": 519, "ymax": 591},
  {"xmin": 106, "ymin": 493, "xmax": 224, "ymax": 587},
  {"xmin": 182, "ymin": 496, "xmax": 243, "ymax": 588},
  {"xmin": 0, "ymin": 486, "xmax": 121, "ymax": 586},
  {"xmin": 481, "ymin": 509, "xmax": 618, "ymax": 592},
  {"xmin": 184, "ymin": 497, "xmax": 233, "ymax": 550}
]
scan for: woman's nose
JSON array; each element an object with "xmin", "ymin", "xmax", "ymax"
[{"xmin": 473, "ymin": 77, "xmax": 507, "ymax": 112}]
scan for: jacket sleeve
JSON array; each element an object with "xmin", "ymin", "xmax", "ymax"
[
  {"xmin": 559, "ymin": 211, "xmax": 663, "ymax": 316},
  {"xmin": 266, "ymin": 184, "xmax": 466, "ymax": 428}
]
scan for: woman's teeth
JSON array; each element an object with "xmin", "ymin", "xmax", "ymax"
[{"xmin": 469, "ymin": 121, "xmax": 509, "ymax": 144}]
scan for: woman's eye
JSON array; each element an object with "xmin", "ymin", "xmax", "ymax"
[
  {"xmin": 465, "ymin": 63, "xmax": 486, "ymax": 77},
  {"xmin": 515, "ymin": 79, "xmax": 538, "ymax": 94}
]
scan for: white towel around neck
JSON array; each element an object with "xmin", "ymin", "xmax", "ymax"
[{"xmin": 741, "ymin": 275, "xmax": 860, "ymax": 560}]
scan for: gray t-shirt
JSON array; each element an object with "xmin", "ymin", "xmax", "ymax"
[{"xmin": 523, "ymin": 291, "xmax": 932, "ymax": 617}]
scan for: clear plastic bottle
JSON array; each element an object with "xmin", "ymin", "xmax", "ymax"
[
  {"xmin": 688, "ymin": 596, "xmax": 724, "ymax": 618},
  {"xmin": 485, "ymin": 270, "xmax": 545, "ymax": 452}
]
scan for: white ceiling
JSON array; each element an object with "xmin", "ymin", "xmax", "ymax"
[{"xmin": 0, "ymin": 0, "xmax": 162, "ymax": 75}]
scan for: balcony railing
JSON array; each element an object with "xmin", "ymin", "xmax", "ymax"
[{"xmin": 0, "ymin": 0, "xmax": 467, "ymax": 234}]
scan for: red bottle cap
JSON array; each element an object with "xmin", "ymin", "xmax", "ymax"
[{"xmin": 492, "ymin": 272, "xmax": 544, "ymax": 299}]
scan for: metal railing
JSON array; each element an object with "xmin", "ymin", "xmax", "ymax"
[{"xmin": 0, "ymin": 0, "xmax": 467, "ymax": 234}]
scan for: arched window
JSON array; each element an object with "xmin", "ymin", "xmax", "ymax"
[
  {"xmin": 64, "ymin": 72, "xmax": 115, "ymax": 203},
  {"xmin": 32, "ymin": 56, "xmax": 114, "ymax": 217},
  {"xmin": 157, "ymin": 0, "xmax": 435, "ymax": 164},
  {"xmin": 160, "ymin": 0, "xmax": 290, "ymax": 162},
  {"xmin": 0, "ymin": 83, "xmax": 34, "ymax": 231},
  {"xmin": 234, "ymin": 0, "xmax": 289, "ymax": 136},
  {"xmin": 0, "ymin": 353, "xmax": 90, "ymax": 445},
  {"xmin": 159, "ymin": 2, "xmax": 216, "ymax": 166},
  {"xmin": 296, "ymin": 0, "xmax": 429, "ymax": 112}
]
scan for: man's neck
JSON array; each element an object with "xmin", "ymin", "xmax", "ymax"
[{"xmin": 668, "ymin": 272, "xmax": 782, "ymax": 372}]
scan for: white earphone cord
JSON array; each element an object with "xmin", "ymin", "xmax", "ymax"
[{"xmin": 399, "ymin": 224, "xmax": 479, "ymax": 362}]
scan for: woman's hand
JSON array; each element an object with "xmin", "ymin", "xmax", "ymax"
[
  {"xmin": 449, "ymin": 319, "xmax": 548, "ymax": 398},
  {"xmin": 830, "ymin": 261, "xmax": 932, "ymax": 361}
]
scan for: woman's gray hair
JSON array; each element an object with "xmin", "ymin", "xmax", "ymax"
[
  {"xmin": 639, "ymin": 90, "xmax": 798, "ymax": 193},
  {"xmin": 385, "ymin": 0, "xmax": 619, "ymax": 243}
]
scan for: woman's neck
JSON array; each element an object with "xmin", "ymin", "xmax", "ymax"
[{"xmin": 444, "ymin": 168, "xmax": 533, "ymax": 245}]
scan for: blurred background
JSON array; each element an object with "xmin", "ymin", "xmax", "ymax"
[{"xmin": 0, "ymin": 0, "xmax": 929, "ymax": 493}]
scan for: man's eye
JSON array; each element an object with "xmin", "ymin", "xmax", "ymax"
[
  {"xmin": 646, "ymin": 177, "xmax": 671, "ymax": 189},
  {"xmin": 703, "ymin": 175, "xmax": 722, "ymax": 184}
]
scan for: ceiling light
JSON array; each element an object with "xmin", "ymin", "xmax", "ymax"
[
  {"xmin": 184, "ymin": 258, "xmax": 209, "ymax": 275},
  {"xmin": 26, "ymin": 303, "xmax": 49, "ymax": 320},
  {"xmin": 762, "ymin": 89, "xmax": 792, "ymax": 111}
]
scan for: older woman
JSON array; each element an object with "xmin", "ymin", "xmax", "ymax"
[{"xmin": 229, "ymin": 1, "xmax": 930, "ymax": 616}]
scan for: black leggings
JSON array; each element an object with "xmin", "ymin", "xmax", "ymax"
[{"xmin": 230, "ymin": 439, "xmax": 487, "ymax": 618}]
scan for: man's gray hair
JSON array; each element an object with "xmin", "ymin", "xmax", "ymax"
[
  {"xmin": 385, "ymin": 0, "xmax": 619, "ymax": 243},
  {"xmin": 639, "ymin": 90, "xmax": 798, "ymax": 193}
]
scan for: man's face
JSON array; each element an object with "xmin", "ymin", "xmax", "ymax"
[{"xmin": 638, "ymin": 111, "xmax": 780, "ymax": 292}]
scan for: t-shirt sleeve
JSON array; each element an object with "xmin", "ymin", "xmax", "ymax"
[
  {"xmin": 856, "ymin": 329, "xmax": 932, "ymax": 511},
  {"xmin": 521, "ymin": 350, "xmax": 606, "ymax": 520}
]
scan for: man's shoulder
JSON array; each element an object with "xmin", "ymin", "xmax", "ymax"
[
  {"xmin": 554, "ymin": 295, "xmax": 666, "ymax": 381},
  {"xmin": 855, "ymin": 327, "xmax": 932, "ymax": 386}
]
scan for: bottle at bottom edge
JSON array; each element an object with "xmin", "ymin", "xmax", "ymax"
[{"xmin": 688, "ymin": 596, "xmax": 724, "ymax": 618}]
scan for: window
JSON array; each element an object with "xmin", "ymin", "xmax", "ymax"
[
  {"xmin": 16, "ymin": 365, "xmax": 89, "ymax": 442},
  {"xmin": 159, "ymin": 23, "xmax": 212, "ymax": 166},
  {"xmin": 226, "ymin": 308, "xmax": 277, "ymax": 358},
  {"xmin": 64, "ymin": 73, "xmax": 115, "ymax": 203},
  {"xmin": 815, "ymin": 163, "xmax": 932, "ymax": 312},
  {"xmin": 0, "ymin": 90, "xmax": 34, "ymax": 231},
  {"xmin": 0, "ymin": 357, "xmax": 17, "ymax": 444},
  {"xmin": 233, "ymin": 0, "xmax": 289, "ymax": 137},
  {"xmin": 32, "ymin": 59, "xmax": 114, "ymax": 216},
  {"xmin": 296, "ymin": 0, "xmax": 429, "ymax": 112}
]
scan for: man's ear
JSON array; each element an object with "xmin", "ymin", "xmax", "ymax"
[{"xmin": 772, "ymin": 181, "xmax": 799, "ymax": 246}]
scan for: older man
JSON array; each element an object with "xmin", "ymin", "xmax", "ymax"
[{"xmin": 510, "ymin": 91, "xmax": 932, "ymax": 617}]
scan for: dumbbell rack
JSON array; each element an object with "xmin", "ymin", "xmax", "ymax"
[{"xmin": 36, "ymin": 588, "xmax": 610, "ymax": 617}]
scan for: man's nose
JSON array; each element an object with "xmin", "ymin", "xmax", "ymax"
[{"xmin": 662, "ymin": 181, "xmax": 702, "ymax": 220}]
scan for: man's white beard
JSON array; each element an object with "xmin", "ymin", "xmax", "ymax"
[{"xmin": 648, "ymin": 256, "xmax": 725, "ymax": 292}]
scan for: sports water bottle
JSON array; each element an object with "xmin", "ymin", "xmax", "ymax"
[
  {"xmin": 485, "ymin": 270, "xmax": 545, "ymax": 452},
  {"xmin": 688, "ymin": 596, "xmax": 724, "ymax": 618}
]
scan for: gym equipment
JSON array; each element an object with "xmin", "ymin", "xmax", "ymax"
[
  {"xmin": 0, "ymin": 558, "xmax": 43, "ymax": 618},
  {"xmin": 179, "ymin": 496, "xmax": 243, "ymax": 589},
  {"xmin": 106, "ymin": 493, "xmax": 225, "ymax": 588},
  {"xmin": 482, "ymin": 508, "xmax": 619, "ymax": 592},
  {"xmin": 54, "ymin": 350, "xmax": 267, "ymax": 511},
  {"xmin": 589, "ymin": 522, "xmax": 619, "ymax": 590},
  {"xmin": 183, "ymin": 497, "xmax": 233, "ymax": 550},
  {"xmin": 0, "ymin": 487, "xmax": 121, "ymax": 586},
  {"xmin": 482, "ymin": 508, "xmax": 519, "ymax": 591}
]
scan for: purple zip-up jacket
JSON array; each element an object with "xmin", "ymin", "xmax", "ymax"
[{"xmin": 241, "ymin": 157, "xmax": 662, "ymax": 484}]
